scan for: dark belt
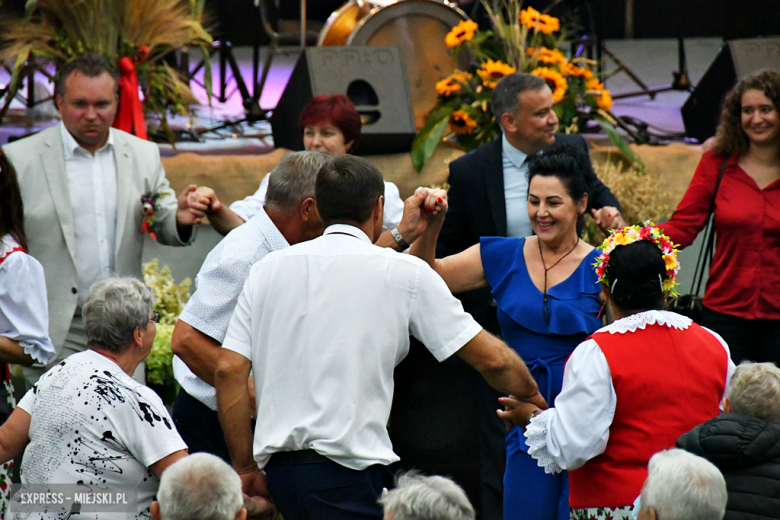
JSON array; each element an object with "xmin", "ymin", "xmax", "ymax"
[{"xmin": 268, "ymin": 449, "xmax": 330, "ymax": 466}]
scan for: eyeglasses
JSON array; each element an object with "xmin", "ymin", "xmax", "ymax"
[{"xmin": 151, "ymin": 311, "xmax": 160, "ymax": 323}]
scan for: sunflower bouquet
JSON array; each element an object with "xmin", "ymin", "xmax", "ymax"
[{"xmin": 411, "ymin": 0, "xmax": 635, "ymax": 171}]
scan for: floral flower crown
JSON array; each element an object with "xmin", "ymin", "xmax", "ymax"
[{"xmin": 594, "ymin": 221, "xmax": 681, "ymax": 297}]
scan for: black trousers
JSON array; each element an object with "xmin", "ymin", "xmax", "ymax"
[
  {"xmin": 172, "ymin": 388, "xmax": 231, "ymax": 462},
  {"xmin": 265, "ymin": 458, "xmax": 392, "ymax": 520},
  {"xmin": 701, "ymin": 305, "xmax": 780, "ymax": 366}
]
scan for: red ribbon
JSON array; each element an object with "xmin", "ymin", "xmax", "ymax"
[{"xmin": 113, "ymin": 56, "xmax": 148, "ymax": 139}]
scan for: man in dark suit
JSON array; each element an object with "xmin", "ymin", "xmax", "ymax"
[{"xmin": 436, "ymin": 72, "xmax": 625, "ymax": 519}]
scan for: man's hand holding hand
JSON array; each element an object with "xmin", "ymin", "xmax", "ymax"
[
  {"xmin": 591, "ymin": 206, "xmax": 626, "ymax": 232},
  {"xmin": 395, "ymin": 188, "xmax": 448, "ymax": 245},
  {"xmin": 176, "ymin": 184, "xmax": 223, "ymax": 226}
]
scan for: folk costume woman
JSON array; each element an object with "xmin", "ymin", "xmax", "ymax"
[
  {"xmin": 501, "ymin": 225, "xmax": 736, "ymax": 520},
  {"xmin": 0, "ymin": 153, "xmax": 56, "ymax": 519}
]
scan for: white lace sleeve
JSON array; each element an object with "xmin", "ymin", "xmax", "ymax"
[
  {"xmin": 524, "ymin": 339, "xmax": 617, "ymax": 472},
  {"xmin": 525, "ymin": 410, "xmax": 563, "ymax": 474}
]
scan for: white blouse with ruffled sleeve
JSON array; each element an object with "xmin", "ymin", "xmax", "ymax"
[
  {"xmin": 524, "ymin": 310, "xmax": 735, "ymax": 475},
  {"xmin": 0, "ymin": 235, "xmax": 56, "ymax": 364}
]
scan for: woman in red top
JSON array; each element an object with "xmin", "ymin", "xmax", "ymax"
[{"xmin": 659, "ymin": 69, "xmax": 780, "ymax": 365}]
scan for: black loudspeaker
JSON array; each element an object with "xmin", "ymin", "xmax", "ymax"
[
  {"xmin": 682, "ymin": 38, "xmax": 780, "ymax": 142},
  {"xmin": 270, "ymin": 47, "xmax": 416, "ymax": 155}
]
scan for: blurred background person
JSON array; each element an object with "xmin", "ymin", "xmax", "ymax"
[
  {"xmin": 0, "ymin": 277, "xmax": 188, "ymax": 520},
  {"xmin": 659, "ymin": 69, "xmax": 780, "ymax": 366},
  {"xmin": 210, "ymin": 94, "xmax": 405, "ymax": 239},
  {"xmin": 636, "ymin": 449, "xmax": 727, "ymax": 520},
  {"xmin": 501, "ymin": 227, "xmax": 733, "ymax": 520},
  {"xmin": 677, "ymin": 361, "xmax": 780, "ymax": 520},
  {"xmin": 411, "ymin": 144, "xmax": 602, "ymax": 520},
  {"xmin": 379, "ymin": 471, "xmax": 475, "ymax": 520}
]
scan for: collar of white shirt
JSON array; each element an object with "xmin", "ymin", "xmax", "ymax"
[
  {"xmin": 60, "ymin": 121, "xmax": 115, "ymax": 158},
  {"xmin": 324, "ymin": 224, "xmax": 373, "ymax": 244},
  {"xmin": 502, "ymin": 132, "xmax": 529, "ymax": 170}
]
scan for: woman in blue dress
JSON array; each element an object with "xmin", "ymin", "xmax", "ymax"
[{"xmin": 410, "ymin": 143, "xmax": 603, "ymax": 520}]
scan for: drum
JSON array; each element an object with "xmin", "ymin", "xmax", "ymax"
[{"xmin": 318, "ymin": 0, "xmax": 469, "ymax": 129}]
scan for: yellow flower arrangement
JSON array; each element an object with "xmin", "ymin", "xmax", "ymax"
[
  {"xmin": 411, "ymin": 0, "xmax": 643, "ymax": 174},
  {"xmin": 519, "ymin": 6, "xmax": 559, "ymax": 35},
  {"xmin": 477, "ymin": 59, "xmax": 517, "ymax": 88},
  {"xmin": 450, "ymin": 110, "xmax": 478, "ymax": 135},
  {"xmin": 445, "ymin": 20, "xmax": 479, "ymax": 48},
  {"xmin": 531, "ymin": 67, "xmax": 567, "ymax": 102},
  {"xmin": 527, "ymin": 47, "xmax": 566, "ymax": 65}
]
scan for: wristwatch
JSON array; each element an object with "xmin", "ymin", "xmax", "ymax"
[{"xmin": 390, "ymin": 227, "xmax": 409, "ymax": 250}]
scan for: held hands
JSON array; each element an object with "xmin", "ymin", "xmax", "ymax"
[
  {"xmin": 176, "ymin": 184, "xmax": 223, "ymax": 226},
  {"xmin": 242, "ymin": 493, "xmax": 278, "ymax": 519},
  {"xmin": 591, "ymin": 206, "xmax": 626, "ymax": 232},
  {"xmin": 395, "ymin": 187, "xmax": 448, "ymax": 245},
  {"xmin": 238, "ymin": 466, "xmax": 275, "ymax": 517},
  {"xmin": 496, "ymin": 392, "xmax": 548, "ymax": 431}
]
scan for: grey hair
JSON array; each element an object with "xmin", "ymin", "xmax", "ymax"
[
  {"xmin": 726, "ymin": 361, "xmax": 780, "ymax": 423},
  {"xmin": 491, "ymin": 72, "xmax": 547, "ymax": 129},
  {"xmin": 157, "ymin": 453, "xmax": 243, "ymax": 520},
  {"xmin": 379, "ymin": 471, "xmax": 475, "ymax": 520},
  {"xmin": 82, "ymin": 277, "xmax": 156, "ymax": 354},
  {"xmin": 640, "ymin": 449, "xmax": 727, "ymax": 520},
  {"xmin": 265, "ymin": 150, "xmax": 329, "ymax": 211}
]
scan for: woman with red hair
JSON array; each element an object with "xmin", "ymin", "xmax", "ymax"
[{"xmin": 215, "ymin": 94, "xmax": 405, "ymax": 237}]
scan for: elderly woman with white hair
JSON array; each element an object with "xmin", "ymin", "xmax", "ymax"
[
  {"xmin": 677, "ymin": 361, "xmax": 780, "ymax": 520},
  {"xmin": 636, "ymin": 449, "xmax": 727, "ymax": 520},
  {"xmin": 0, "ymin": 277, "xmax": 188, "ymax": 519},
  {"xmin": 379, "ymin": 471, "xmax": 475, "ymax": 520}
]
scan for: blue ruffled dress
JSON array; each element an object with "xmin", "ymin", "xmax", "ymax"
[{"xmin": 481, "ymin": 237, "xmax": 602, "ymax": 520}]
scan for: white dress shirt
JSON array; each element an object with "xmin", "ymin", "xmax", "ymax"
[
  {"xmin": 174, "ymin": 208, "xmax": 289, "ymax": 410},
  {"xmin": 60, "ymin": 122, "xmax": 118, "ymax": 306},
  {"xmin": 502, "ymin": 133, "xmax": 533, "ymax": 239},
  {"xmin": 524, "ymin": 310, "xmax": 735, "ymax": 474},
  {"xmin": 222, "ymin": 224, "xmax": 482, "ymax": 470},
  {"xmin": 0, "ymin": 235, "xmax": 55, "ymax": 364},
  {"xmin": 230, "ymin": 175, "xmax": 405, "ymax": 231}
]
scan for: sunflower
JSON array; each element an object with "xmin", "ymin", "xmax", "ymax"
[
  {"xmin": 445, "ymin": 20, "xmax": 479, "ymax": 48},
  {"xmin": 537, "ymin": 14, "xmax": 560, "ymax": 35},
  {"xmin": 450, "ymin": 110, "xmax": 478, "ymax": 135},
  {"xmin": 519, "ymin": 7, "xmax": 560, "ymax": 35},
  {"xmin": 436, "ymin": 77, "xmax": 461, "ymax": 96},
  {"xmin": 531, "ymin": 67, "xmax": 567, "ymax": 103},
  {"xmin": 562, "ymin": 62, "xmax": 594, "ymax": 80},
  {"xmin": 519, "ymin": 6, "xmax": 542, "ymax": 28},
  {"xmin": 585, "ymin": 79, "xmax": 605, "ymax": 91},
  {"xmin": 595, "ymin": 90, "xmax": 613, "ymax": 111},
  {"xmin": 527, "ymin": 47, "xmax": 566, "ymax": 65},
  {"xmin": 477, "ymin": 59, "xmax": 517, "ymax": 88}
]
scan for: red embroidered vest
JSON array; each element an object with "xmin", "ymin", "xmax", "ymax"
[{"xmin": 568, "ymin": 321, "xmax": 727, "ymax": 509}]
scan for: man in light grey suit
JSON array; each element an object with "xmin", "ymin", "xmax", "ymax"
[{"xmin": 2, "ymin": 53, "xmax": 214, "ymax": 384}]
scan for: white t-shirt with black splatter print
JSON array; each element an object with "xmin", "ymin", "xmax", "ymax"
[{"xmin": 16, "ymin": 350, "xmax": 187, "ymax": 519}]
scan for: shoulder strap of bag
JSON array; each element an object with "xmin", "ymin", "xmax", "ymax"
[{"xmin": 691, "ymin": 158, "xmax": 728, "ymax": 295}]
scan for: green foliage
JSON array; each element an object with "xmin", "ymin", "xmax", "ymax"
[{"xmin": 142, "ymin": 259, "xmax": 191, "ymax": 403}]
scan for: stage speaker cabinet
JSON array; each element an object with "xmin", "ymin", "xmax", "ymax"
[
  {"xmin": 271, "ymin": 46, "xmax": 416, "ymax": 155},
  {"xmin": 682, "ymin": 37, "xmax": 780, "ymax": 142}
]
